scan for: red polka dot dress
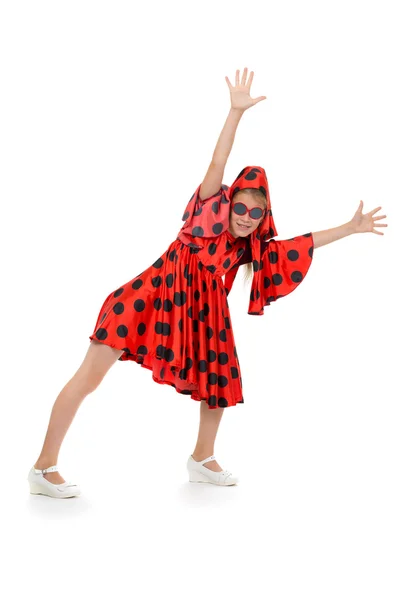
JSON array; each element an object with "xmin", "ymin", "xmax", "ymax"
[{"xmin": 89, "ymin": 167, "xmax": 314, "ymax": 409}]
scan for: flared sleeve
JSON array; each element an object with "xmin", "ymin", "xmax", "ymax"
[{"xmin": 248, "ymin": 232, "xmax": 314, "ymax": 315}]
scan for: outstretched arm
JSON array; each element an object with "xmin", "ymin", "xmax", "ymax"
[
  {"xmin": 312, "ymin": 201, "xmax": 387, "ymax": 248},
  {"xmin": 199, "ymin": 68, "xmax": 266, "ymax": 200}
]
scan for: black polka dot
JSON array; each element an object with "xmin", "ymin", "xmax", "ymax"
[
  {"xmin": 160, "ymin": 367, "xmax": 165, "ymax": 379},
  {"xmin": 237, "ymin": 248, "xmax": 245, "ymax": 258},
  {"xmin": 245, "ymin": 170, "xmax": 257, "ymax": 181},
  {"xmin": 117, "ymin": 325, "xmax": 128, "ymax": 337},
  {"xmin": 188, "ymin": 306, "xmax": 193, "ymax": 319},
  {"xmin": 208, "ymin": 243, "xmax": 217, "ymax": 256},
  {"xmin": 153, "ymin": 257, "xmax": 164, "ymax": 268},
  {"xmin": 287, "ymin": 249, "xmax": 299, "ymax": 261},
  {"xmin": 212, "ymin": 223, "xmax": 223, "ymax": 235},
  {"xmin": 253, "ymin": 260, "xmax": 259, "ymax": 272},
  {"xmin": 206, "ymin": 265, "xmax": 216, "ymax": 274},
  {"xmin": 207, "ymin": 350, "xmax": 217, "ymax": 362},
  {"xmin": 208, "ymin": 373, "xmax": 218, "ymax": 385},
  {"xmin": 95, "ymin": 328, "xmax": 108, "ymax": 341},
  {"xmin": 226, "ymin": 241, "xmax": 233, "ymax": 251},
  {"xmin": 155, "ymin": 322, "xmax": 171, "ymax": 336},
  {"xmin": 192, "ymin": 319, "xmax": 199, "ymax": 333},
  {"xmin": 164, "ymin": 348, "xmax": 174, "ymax": 362},
  {"xmin": 137, "ymin": 323, "xmax": 146, "ymax": 335},
  {"xmin": 152, "ymin": 276, "xmax": 162, "ymax": 288},
  {"xmin": 137, "ymin": 345, "xmax": 148, "ymax": 355},
  {"xmin": 132, "ymin": 279, "xmax": 143, "ymax": 290},
  {"xmin": 194, "ymin": 206, "xmax": 203, "ymax": 216},
  {"xmin": 219, "ymin": 329, "xmax": 227, "ymax": 342},
  {"xmin": 224, "ymin": 316, "xmax": 231, "ymax": 329},
  {"xmin": 309, "ymin": 246, "xmax": 313, "ymax": 258},
  {"xmin": 169, "ymin": 249, "xmax": 176, "ymax": 262},
  {"xmin": 113, "ymin": 302, "xmax": 124, "ymax": 315},
  {"xmin": 218, "ymin": 352, "xmax": 228, "ymax": 365},
  {"xmin": 223, "ymin": 258, "xmax": 231, "ymax": 269},
  {"xmin": 291, "ymin": 271, "xmax": 303, "ymax": 282},
  {"xmin": 272, "ymin": 273, "xmax": 283, "ymax": 285},
  {"xmin": 179, "ymin": 368, "xmax": 187, "ymax": 380},
  {"xmin": 185, "ymin": 357, "xmax": 193, "ymax": 370},
  {"xmin": 218, "ymin": 397, "xmax": 228, "ymax": 407},
  {"xmin": 134, "ymin": 299, "xmax": 145, "ymax": 312},
  {"xmin": 212, "ymin": 201, "xmax": 219, "ymax": 214},
  {"xmin": 231, "ymin": 367, "xmax": 239, "ymax": 379},
  {"xmin": 198, "ymin": 360, "xmax": 207, "ymax": 373},
  {"xmin": 114, "ymin": 288, "xmax": 124, "ymax": 297},
  {"xmin": 163, "ymin": 299, "xmax": 173, "ymax": 312},
  {"xmin": 203, "ymin": 303, "xmax": 210, "ymax": 316},
  {"xmin": 206, "ymin": 327, "xmax": 214, "ymax": 339},
  {"xmin": 199, "ymin": 310, "xmax": 205, "ymax": 322},
  {"xmin": 218, "ymin": 376, "xmax": 228, "ymax": 387},
  {"xmin": 174, "ymin": 291, "xmax": 187, "ymax": 307},
  {"xmin": 198, "ymin": 261, "xmax": 203, "ymax": 271},
  {"xmin": 182, "ymin": 211, "xmax": 190, "ymax": 221},
  {"xmin": 212, "ymin": 280, "xmax": 217, "ymax": 291},
  {"xmin": 166, "ymin": 273, "xmax": 174, "ymax": 288},
  {"xmin": 192, "ymin": 226, "xmax": 204, "ymax": 237},
  {"xmin": 263, "ymin": 277, "xmax": 271, "ymax": 289},
  {"xmin": 194, "ymin": 290, "xmax": 200, "ymax": 301},
  {"xmin": 178, "ymin": 319, "xmax": 183, "ymax": 332},
  {"xmin": 269, "ymin": 251, "xmax": 278, "ymax": 264},
  {"xmin": 209, "ymin": 395, "xmax": 217, "ymax": 407},
  {"xmin": 187, "ymin": 274, "xmax": 193, "ymax": 286},
  {"xmin": 154, "ymin": 298, "xmax": 162, "ymax": 310}
]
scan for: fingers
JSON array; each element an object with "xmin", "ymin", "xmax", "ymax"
[
  {"xmin": 235, "ymin": 69, "xmax": 240, "ymax": 86},
  {"xmin": 374, "ymin": 215, "xmax": 387, "ymax": 220},
  {"xmin": 368, "ymin": 206, "xmax": 382, "ymax": 215},
  {"xmin": 241, "ymin": 67, "xmax": 248, "ymax": 86},
  {"xmin": 247, "ymin": 70, "xmax": 254, "ymax": 88},
  {"xmin": 252, "ymin": 96, "xmax": 267, "ymax": 105},
  {"xmin": 225, "ymin": 76, "xmax": 233, "ymax": 90}
]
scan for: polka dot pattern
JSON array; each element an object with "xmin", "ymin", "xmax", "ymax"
[{"xmin": 89, "ymin": 228, "xmax": 249, "ymax": 409}]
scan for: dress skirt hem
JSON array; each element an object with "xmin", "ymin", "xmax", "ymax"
[{"xmin": 88, "ymin": 335, "xmax": 244, "ymax": 410}]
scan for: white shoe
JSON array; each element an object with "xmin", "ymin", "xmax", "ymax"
[
  {"xmin": 27, "ymin": 465, "xmax": 81, "ymax": 498},
  {"xmin": 187, "ymin": 455, "xmax": 239, "ymax": 486}
]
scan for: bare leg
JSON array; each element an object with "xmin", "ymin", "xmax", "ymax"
[
  {"xmin": 191, "ymin": 400, "xmax": 225, "ymax": 472},
  {"xmin": 33, "ymin": 340, "xmax": 124, "ymax": 484}
]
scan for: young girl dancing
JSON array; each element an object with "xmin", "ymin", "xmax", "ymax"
[{"xmin": 28, "ymin": 67, "xmax": 387, "ymax": 497}]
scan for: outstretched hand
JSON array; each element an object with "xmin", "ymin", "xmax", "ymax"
[
  {"xmin": 225, "ymin": 68, "xmax": 266, "ymax": 111},
  {"xmin": 349, "ymin": 201, "xmax": 388, "ymax": 234}
]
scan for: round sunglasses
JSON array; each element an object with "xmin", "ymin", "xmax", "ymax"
[{"xmin": 232, "ymin": 202, "xmax": 266, "ymax": 220}]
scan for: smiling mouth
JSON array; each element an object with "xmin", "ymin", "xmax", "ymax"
[{"xmin": 237, "ymin": 223, "xmax": 251, "ymax": 229}]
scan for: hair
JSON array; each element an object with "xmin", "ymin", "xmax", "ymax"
[{"xmin": 231, "ymin": 188, "xmax": 267, "ymax": 286}]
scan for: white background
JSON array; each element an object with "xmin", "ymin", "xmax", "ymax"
[{"xmin": 1, "ymin": 1, "xmax": 399, "ymax": 598}]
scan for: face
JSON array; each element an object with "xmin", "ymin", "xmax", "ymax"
[{"xmin": 228, "ymin": 191, "xmax": 266, "ymax": 238}]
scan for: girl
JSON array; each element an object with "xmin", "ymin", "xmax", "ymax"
[{"xmin": 28, "ymin": 68, "xmax": 387, "ymax": 497}]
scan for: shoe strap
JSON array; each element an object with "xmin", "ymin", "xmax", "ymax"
[
  {"xmin": 200, "ymin": 455, "xmax": 216, "ymax": 465},
  {"xmin": 34, "ymin": 465, "xmax": 58, "ymax": 475}
]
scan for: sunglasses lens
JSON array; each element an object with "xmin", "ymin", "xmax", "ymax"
[
  {"xmin": 250, "ymin": 207, "xmax": 263, "ymax": 219},
  {"xmin": 233, "ymin": 202, "xmax": 246, "ymax": 215}
]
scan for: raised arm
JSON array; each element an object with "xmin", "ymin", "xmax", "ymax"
[{"xmin": 199, "ymin": 68, "xmax": 267, "ymax": 200}]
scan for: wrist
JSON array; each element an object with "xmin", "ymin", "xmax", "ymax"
[
  {"xmin": 229, "ymin": 107, "xmax": 245, "ymax": 117},
  {"xmin": 345, "ymin": 221, "xmax": 357, "ymax": 235}
]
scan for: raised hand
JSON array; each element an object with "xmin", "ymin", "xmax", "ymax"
[
  {"xmin": 350, "ymin": 201, "xmax": 388, "ymax": 234},
  {"xmin": 225, "ymin": 68, "xmax": 266, "ymax": 112}
]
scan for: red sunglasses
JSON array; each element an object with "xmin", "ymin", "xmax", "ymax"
[{"xmin": 232, "ymin": 202, "xmax": 266, "ymax": 220}]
